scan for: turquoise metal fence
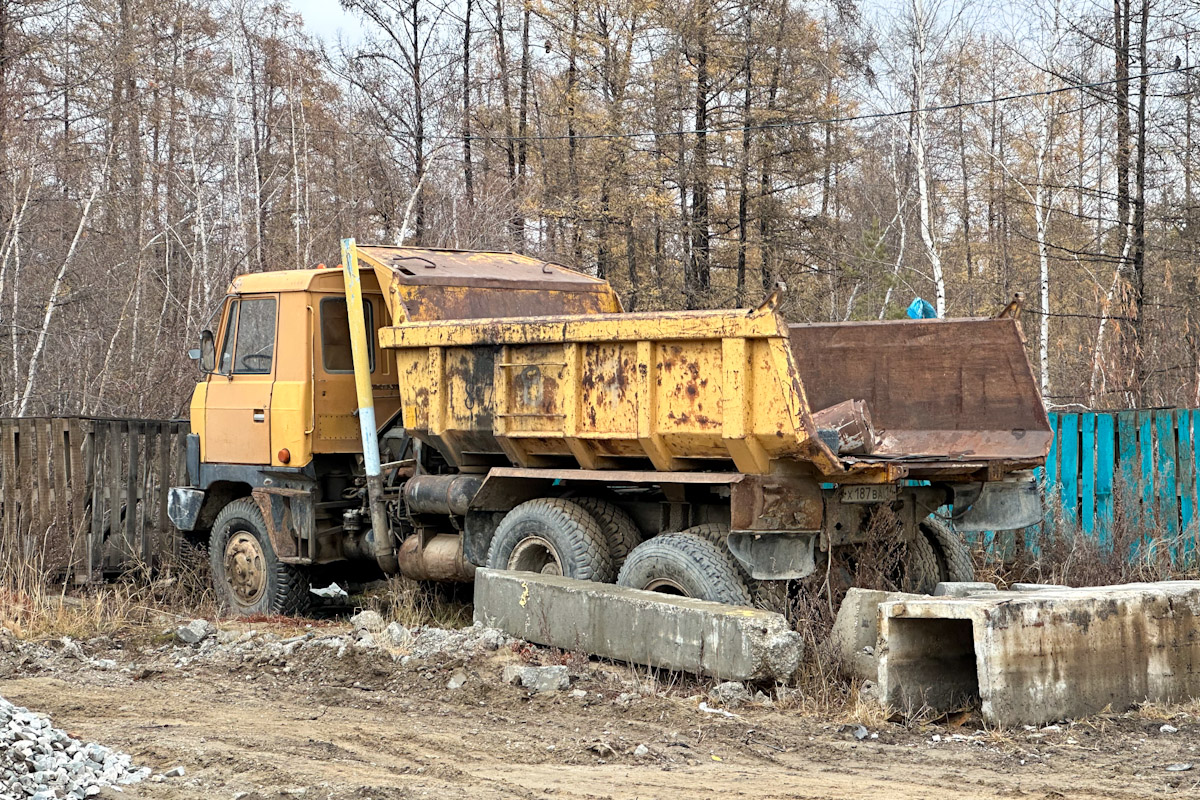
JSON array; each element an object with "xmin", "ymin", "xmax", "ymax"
[{"xmin": 1029, "ymin": 409, "xmax": 1199, "ymax": 560}]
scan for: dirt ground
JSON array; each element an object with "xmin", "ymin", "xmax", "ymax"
[{"xmin": 2, "ymin": 621, "xmax": 1198, "ymax": 800}]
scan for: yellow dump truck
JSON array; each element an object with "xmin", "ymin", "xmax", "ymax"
[{"xmin": 169, "ymin": 240, "xmax": 1051, "ymax": 616}]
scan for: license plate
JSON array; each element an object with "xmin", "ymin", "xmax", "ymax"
[{"xmin": 840, "ymin": 485, "xmax": 895, "ymax": 504}]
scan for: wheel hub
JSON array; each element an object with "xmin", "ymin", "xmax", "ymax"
[
  {"xmin": 644, "ymin": 578, "xmax": 689, "ymax": 596},
  {"xmin": 224, "ymin": 531, "xmax": 266, "ymax": 605},
  {"xmin": 508, "ymin": 536, "xmax": 563, "ymax": 576}
]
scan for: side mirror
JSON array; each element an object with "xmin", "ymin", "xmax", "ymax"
[{"xmin": 199, "ymin": 330, "xmax": 216, "ymax": 373}]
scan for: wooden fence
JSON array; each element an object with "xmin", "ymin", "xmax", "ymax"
[
  {"xmin": 1016, "ymin": 409, "xmax": 1200, "ymax": 561},
  {"xmin": 0, "ymin": 417, "xmax": 188, "ymax": 582}
]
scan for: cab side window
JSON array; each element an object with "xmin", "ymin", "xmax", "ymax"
[
  {"xmin": 232, "ymin": 298, "xmax": 278, "ymax": 374},
  {"xmin": 217, "ymin": 300, "xmax": 239, "ymax": 374},
  {"xmin": 321, "ymin": 297, "xmax": 375, "ymax": 373}
]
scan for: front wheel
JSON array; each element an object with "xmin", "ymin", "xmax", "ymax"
[{"xmin": 209, "ymin": 498, "xmax": 310, "ymax": 617}]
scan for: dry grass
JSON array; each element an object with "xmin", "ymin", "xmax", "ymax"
[
  {"xmin": 975, "ymin": 483, "xmax": 1200, "ymax": 588},
  {"xmin": 358, "ymin": 575, "xmax": 474, "ymax": 630},
  {"xmin": 0, "ymin": 540, "xmax": 216, "ymax": 640}
]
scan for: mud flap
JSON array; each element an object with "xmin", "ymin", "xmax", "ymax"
[{"xmin": 726, "ymin": 531, "xmax": 818, "ymax": 580}]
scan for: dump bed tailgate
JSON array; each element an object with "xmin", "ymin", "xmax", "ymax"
[{"xmin": 788, "ymin": 318, "xmax": 1051, "ymax": 464}]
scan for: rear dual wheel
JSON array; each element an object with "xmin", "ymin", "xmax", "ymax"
[
  {"xmin": 616, "ymin": 529, "xmax": 754, "ymax": 607},
  {"xmin": 485, "ymin": 498, "xmax": 616, "ymax": 582}
]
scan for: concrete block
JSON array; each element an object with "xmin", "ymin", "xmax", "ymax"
[
  {"xmin": 877, "ymin": 581, "xmax": 1200, "ymax": 726},
  {"xmin": 473, "ymin": 568, "xmax": 803, "ymax": 682},
  {"xmin": 1010, "ymin": 582, "xmax": 1069, "ymax": 591},
  {"xmin": 932, "ymin": 581, "xmax": 998, "ymax": 597},
  {"xmin": 830, "ymin": 588, "xmax": 925, "ymax": 682}
]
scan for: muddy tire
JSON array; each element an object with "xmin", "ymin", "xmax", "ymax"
[
  {"xmin": 900, "ymin": 528, "xmax": 941, "ymax": 594},
  {"xmin": 209, "ymin": 498, "xmax": 310, "ymax": 617},
  {"xmin": 675, "ymin": 523, "xmax": 788, "ymax": 611},
  {"xmin": 616, "ymin": 531, "xmax": 753, "ymax": 607},
  {"xmin": 486, "ymin": 498, "xmax": 614, "ymax": 582},
  {"xmin": 921, "ymin": 518, "xmax": 975, "ymax": 582},
  {"xmin": 572, "ymin": 497, "xmax": 643, "ymax": 569}
]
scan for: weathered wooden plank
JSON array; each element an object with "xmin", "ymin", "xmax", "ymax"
[
  {"xmin": 67, "ymin": 419, "xmax": 86, "ymax": 535},
  {"xmin": 53, "ymin": 420, "xmax": 70, "ymax": 540},
  {"xmin": 1059, "ymin": 415, "xmax": 1079, "ymax": 525},
  {"xmin": 1095, "ymin": 413, "xmax": 1116, "ymax": 549},
  {"xmin": 90, "ymin": 422, "xmax": 109, "ymax": 580},
  {"xmin": 1156, "ymin": 411, "xmax": 1180, "ymax": 561},
  {"xmin": 123, "ymin": 422, "xmax": 137, "ymax": 563},
  {"xmin": 1081, "ymin": 414, "xmax": 1096, "ymax": 535},
  {"xmin": 0, "ymin": 422, "xmax": 17, "ymax": 546},
  {"xmin": 156, "ymin": 424, "xmax": 170, "ymax": 537},
  {"xmin": 34, "ymin": 421, "xmax": 52, "ymax": 539},
  {"xmin": 1138, "ymin": 411, "xmax": 1154, "ymax": 541},
  {"xmin": 17, "ymin": 418, "xmax": 33, "ymax": 549},
  {"xmin": 140, "ymin": 426, "xmax": 155, "ymax": 562},
  {"xmin": 1179, "ymin": 410, "xmax": 1196, "ymax": 539},
  {"xmin": 106, "ymin": 421, "xmax": 123, "ymax": 568}
]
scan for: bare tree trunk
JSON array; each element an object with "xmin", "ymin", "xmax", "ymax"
[
  {"xmin": 735, "ymin": 6, "xmax": 752, "ymax": 308},
  {"xmin": 19, "ymin": 185, "xmax": 99, "ymax": 416},
  {"xmin": 910, "ymin": 0, "xmax": 945, "ymax": 316},
  {"xmin": 687, "ymin": 0, "xmax": 711, "ymax": 310},
  {"xmin": 462, "ymin": 0, "xmax": 474, "ymax": 207}
]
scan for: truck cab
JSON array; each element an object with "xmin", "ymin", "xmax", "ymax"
[{"xmin": 190, "ymin": 268, "xmax": 400, "ymax": 472}]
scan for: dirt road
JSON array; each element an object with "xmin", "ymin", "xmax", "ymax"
[{"xmin": 2, "ymin": 623, "xmax": 1197, "ymax": 800}]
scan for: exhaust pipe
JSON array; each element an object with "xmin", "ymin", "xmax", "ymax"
[{"xmin": 397, "ymin": 533, "xmax": 476, "ymax": 582}]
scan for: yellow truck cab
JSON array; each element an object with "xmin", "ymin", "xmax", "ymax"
[{"xmin": 171, "ymin": 241, "xmax": 1049, "ymax": 619}]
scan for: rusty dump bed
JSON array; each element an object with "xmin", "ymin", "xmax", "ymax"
[
  {"xmin": 788, "ymin": 318, "xmax": 1052, "ymax": 465},
  {"xmin": 378, "ymin": 295, "xmax": 1050, "ymax": 481}
]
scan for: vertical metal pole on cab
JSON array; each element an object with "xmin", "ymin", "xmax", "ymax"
[{"xmin": 341, "ymin": 238, "xmax": 399, "ymax": 574}]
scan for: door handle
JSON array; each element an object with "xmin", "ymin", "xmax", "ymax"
[{"xmin": 253, "ymin": 410, "xmax": 265, "ymax": 423}]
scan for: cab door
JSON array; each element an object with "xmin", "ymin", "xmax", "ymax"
[{"xmin": 204, "ymin": 295, "xmax": 278, "ymax": 464}]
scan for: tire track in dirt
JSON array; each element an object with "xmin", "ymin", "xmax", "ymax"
[{"xmin": 1, "ymin": 670, "xmax": 1183, "ymax": 800}]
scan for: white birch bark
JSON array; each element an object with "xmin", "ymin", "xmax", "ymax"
[
  {"xmin": 18, "ymin": 185, "xmax": 100, "ymax": 416},
  {"xmin": 910, "ymin": 0, "xmax": 945, "ymax": 317}
]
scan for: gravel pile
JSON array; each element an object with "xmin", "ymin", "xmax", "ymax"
[{"xmin": 0, "ymin": 695, "xmax": 149, "ymax": 799}]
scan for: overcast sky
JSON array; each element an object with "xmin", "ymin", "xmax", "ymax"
[{"xmin": 288, "ymin": 0, "xmax": 362, "ymax": 46}]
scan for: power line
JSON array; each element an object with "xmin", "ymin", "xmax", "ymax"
[
  {"xmin": 458, "ymin": 63, "xmax": 1199, "ymax": 144},
  {"xmin": 14, "ymin": 64, "xmax": 1195, "ymax": 150}
]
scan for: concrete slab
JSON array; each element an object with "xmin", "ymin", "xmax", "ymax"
[
  {"xmin": 830, "ymin": 588, "xmax": 925, "ymax": 682},
  {"xmin": 473, "ymin": 568, "xmax": 804, "ymax": 682},
  {"xmin": 877, "ymin": 581, "xmax": 1200, "ymax": 726},
  {"xmin": 933, "ymin": 581, "xmax": 998, "ymax": 597}
]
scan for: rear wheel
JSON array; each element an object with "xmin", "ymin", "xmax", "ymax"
[
  {"xmin": 899, "ymin": 528, "xmax": 941, "ymax": 594},
  {"xmin": 678, "ymin": 522, "xmax": 789, "ymax": 612},
  {"xmin": 486, "ymin": 498, "xmax": 614, "ymax": 582},
  {"xmin": 920, "ymin": 518, "xmax": 975, "ymax": 582},
  {"xmin": 572, "ymin": 496, "xmax": 643, "ymax": 569},
  {"xmin": 209, "ymin": 498, "xmax": 310, "ymax": 617},
  {"xmin": 616, "ymin": 531, "xmax": 753, "ymax": 606}
]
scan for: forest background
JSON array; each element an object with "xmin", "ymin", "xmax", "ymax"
[{"xmin": 0, "ymin": 0, "xmax": 1194, "ymax": 418}]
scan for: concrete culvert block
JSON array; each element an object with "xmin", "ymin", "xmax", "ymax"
[
  {"xmin": 877, "ymin": 580, "xmax": 1200, "ymax": 726},
  {"xmin": 830, "ymin": 588, "xmax": 925, "ymax": 682},
  {"xmin": 933, "ymin": 582, "xmax": 999, "ymax": 597},
  {"xmin": 474, "ymin": 569, "xmax": 802, "ymax": 682}
]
